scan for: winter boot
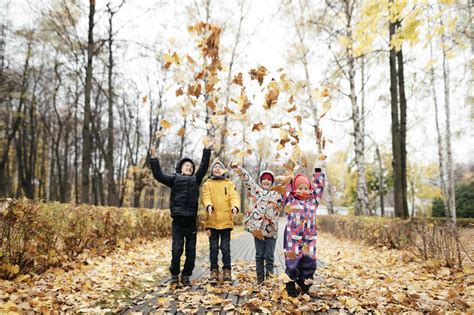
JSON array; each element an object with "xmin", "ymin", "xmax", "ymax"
[
  {"xmin": 223, "ymin": 269, "xmax": 232, "ymax": 282},
  {"xmin": 169, "ymin": 274, "xmax": 179, "ymax": 288},
  {"xmin": 297, "ymin": 278, "xmax": 310, "ymax": 294},
  {"xmin": 181, "ymin": 275, "xmax": 192, "ymax": 287},
  {"xmin": 210, "ymin": 269, "xmax": 219, "ymax": 284},
  {"xmin": 286, "ymin": 281, "xmax": 298, "ymax": 297}
]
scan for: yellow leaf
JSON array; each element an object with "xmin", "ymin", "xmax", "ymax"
[
  {"xmin": 177, "ymin": 128, "xmax": 185, "ymax": 137},
  {"xmin": 142, "ymin": 95, "xmax": 148, "ymax": 103},
  {"xmin": 160, "ymin": 119, "xmax": 171, "ymax": 129},
  {"xmin": 14, "ymin": 274, "xmax": 30, "ymax": 283}
]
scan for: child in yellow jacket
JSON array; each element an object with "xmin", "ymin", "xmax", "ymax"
[{"xmin": 201, "ymin": 160, "xmax": 240, "ymax": 283}]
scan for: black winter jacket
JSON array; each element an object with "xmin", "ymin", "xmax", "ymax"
[{"xmin": 150, "ymin": 148, "xmax": 211, "ymax": 218}]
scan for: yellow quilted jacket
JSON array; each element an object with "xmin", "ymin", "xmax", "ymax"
[{"xmin": 201, "ymin": 178, "xmax": 240, "ymax": 230}]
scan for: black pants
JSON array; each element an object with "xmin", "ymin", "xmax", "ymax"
[
  {"xmin": 209, "ymin": 228, "xmax": 232, "ymax": 271},
  {"xmin": 170, "ymin": 216, "xmax": 197, "ymax": 276}
]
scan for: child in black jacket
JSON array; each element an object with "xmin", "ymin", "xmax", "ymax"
[{"xmin": 149, "ymin": 140, "xmax": 215, "ymax": 287}]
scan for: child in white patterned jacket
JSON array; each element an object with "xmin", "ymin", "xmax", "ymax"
[{"xmin": 231, "ymin": 163, "xmax": 283, "ymax": 283}]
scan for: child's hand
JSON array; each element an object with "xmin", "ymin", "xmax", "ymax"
[
  {"xmin": 205, "ymin": 138, "xmax": 217, "ymax": 150},
  {"xmin": 207, "ymin": 205, "xmax": 214, "ymax": 215},
  {"xmin": 231, "ymin": 207, "xmax": 239, "ymax": 215},
  {"xmin": 229, "ymin": 162, "xmax": 240, "ymax": 169},
  {"xmin": 149, "ymin": 146, "xmax": 158, "ymax": 159},
  {"xmin": 206, "ymin": 229, "xmax": 211, "ymax": 237}
]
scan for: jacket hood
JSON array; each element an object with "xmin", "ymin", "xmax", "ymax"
[
  {"xmin": 259, "ymin": 170, "xmax": 275, "ymax": 186},
  {"xmin": 291, "ymin": 173, "xmax": 312, "ymax": 191},
  {"xmin": 209, "ymin": 160, "xmax": 229, "ymax": 179},
  {"xmin": 176, "ymin": 157, "xmax": 195, "ymax": 175}
]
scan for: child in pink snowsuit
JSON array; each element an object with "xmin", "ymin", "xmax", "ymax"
[{"xmin": 281, "ymin": 168, "xmax": 325, "ymax": 296}]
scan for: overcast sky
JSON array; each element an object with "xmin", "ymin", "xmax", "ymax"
[{"xmin": 3, "ymin": 0, "xmax": 473, "ymax": 167}]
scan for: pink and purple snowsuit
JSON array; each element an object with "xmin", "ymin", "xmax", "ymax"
[{"xmin": 282, "ymin": 170, "xmax": 325, "ymax": 285}]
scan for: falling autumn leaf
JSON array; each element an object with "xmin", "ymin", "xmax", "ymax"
[
  {"xmin": 264, "ymin": 79, "xmax": 279, "ymax": 110},
  {"xmin": 142, "ymin": 95, "xmax": 148, "ymax": 103},
  {"xmin": 321, "ymin": 88, "xmax": 330, "ymax": 97},
  {"xmin": 270, "ymin": 185, "xmax": 287, "ymax": 194},
  {"xmin": 288, "ymin": 95, "xmax": 294, "ymax": 104},
  {"xmin": 177, "ymin": 128, "xmax": 185, "ymax": 137},
  {"xmin": 175, "ymin": 87, "xmax": 184, "ymax": 97},
  {"xmin": 287, "ymin": 104, "xmax": 297, "ymax": 113},
  {"xmin": 207, "ymin": 99, "xmax": 217, "ymax": 111},
  {"xmin": 249, "ymin": 65, "xmax": 268, "ymax": 85},
  {"xmin": 160, "ymin": 119, "xmax": 171, "ymax": 129},
  {"xmin": 252, "ymin": 122, "xmax": 264, "ymax": 132},
  {"xmin": 232, "ymin": 72, "xmax": 243, "ymax": 86}
]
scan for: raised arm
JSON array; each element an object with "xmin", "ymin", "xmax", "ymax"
[
  {"xmin": 195, "ymin": 148, "xmax": 212, "ymax": 185},
  {"xmin": 150, "ymin": 157, "xmax": 175, "ymax": 188},
  {"xmin": 312, "ymin": 168, "xmax": 325, "ymax": 200},
  {"xmin": 232, "ymin": 164, "xmax": 259, "ymax": 196}
]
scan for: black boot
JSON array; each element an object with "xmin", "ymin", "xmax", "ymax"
[
  {"xmin": 170, "ymin": 274, "xmax": 179, "ymax": 288},
  {"xmin": 286, "ymin": 281, "xmax": 298, "ymax": 297},
  {"xmin": 297, "ymin": 278, "xmax": 310, "ymax": 294},
  {"xmin": 181, "ymin": 275, "xmax": 191, "ymax": 287}
]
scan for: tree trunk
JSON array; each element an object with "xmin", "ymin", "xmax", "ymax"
[
  {"xmin": 81, "ymin": 0, "xmax": 96, "ymax": 204},
  {"xmin": 440, "ymin": 22, "xmax": 457, "ymax": 225},
  {"xmin": 428, "ymin": 34, "xmax": 449, "ymax": 217},
  {"xmin": 345, "ymin": 1, "xmax": 370, "ymax": 215},
  {"xmin": 395, "ymin": 29, "xmax": 409, "ymax": 218},
  {"xmin": 389, "ymin": 8, "xmax": 405, "ymax": 218},
  {"xmin": 376, "ymin": 146, "xmax": 385, "ymax": 217},
  {"xmin": 106, "ymin": 5, "xmax": 118, "ymax": 206}
]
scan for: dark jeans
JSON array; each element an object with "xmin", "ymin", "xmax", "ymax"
[
  {"xmin": 254, "ymin": 237, "xmax": 276, "ymax": 280},
  {"xmin": 209, "ymin": 228, "xmax": 232, "ymax": 271},
  {"xmin": 170, "ymin": 216, "xmax": 197, "ymax": 276}
]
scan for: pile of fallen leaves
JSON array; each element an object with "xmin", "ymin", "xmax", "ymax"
[
  {"xmin": 316, "ymin": 233, "xmax": 473, "ymax": 312},
  {"xmin": 0, "ymin": 234, "xmax": 209, "ymax": 313},
  {"xmin": 125, "ymin": 233, "xmax": 473, "ymax": 313}
]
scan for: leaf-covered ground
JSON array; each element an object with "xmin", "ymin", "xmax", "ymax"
[
  {"xmin": 1, "ymin": 230, "xmax": 473, "ymax": 313},
  {"xmin": 0, "ymin": 234, "xmax": 209, "ymax": 313}
]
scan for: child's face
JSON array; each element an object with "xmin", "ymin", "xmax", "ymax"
[
  {"xmin": 181, "ymin": 161, "xmax": 194, "ymax": 175},
  {"xmin": 261, "ymin": 179, "xmax": 272, "ymax": 189},
  {"xmin": 212, "ymin": 164, "xmax": 224, "ymax": 176},
  {"xmin": 296, "ymin": 184, "xmax": 310, "ymax": 195}
]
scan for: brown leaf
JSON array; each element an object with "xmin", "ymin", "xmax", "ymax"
[
  {"xmin": 232, "ymin": 72, "xmax": 243, "ymax": 86},
  {"xmin": 195, "ymin": 70, "xmax": 205, "ymax": 80},
  {"xmin": 207, "ymin": 99, "xmax": 217, "ymax": 111},
  {"xmin": 286, "ymin": 251, "xmax": 296, "ymax": 259},
  {"xmin": 288, "ymin": 95, "xmax": 294, "ymax": 104},
  {"xmin": 186, "ymin": 54, "xmax": 196, "ymax": 65},
  {"xmin": 142, "ymin": 95, "xmax": 148, "ymax": 103},
  {"xmin": 252, "ymin": 122, "xmax": 264, "ymax": 132},
  {"xmin": 177, "ymin": 128, "xmax": 185, "ymax": 137},
  {"xmin": 175, "ymin": 87, "xmax": 184, "ymax": 97},
  {"xmin": 264, "ymin": 79, "xmax": 279, "ymax": 110},
  {"xmin": 270, "ymin": 185, "xmax": 287, "ymax": 194},
  {"xmin": 287, "ymin": 104, "xmax": 297, "ymax": 113},
  {"xmin": 249, "ymin": 65, "xmax": 268, "ymax": 85}
]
